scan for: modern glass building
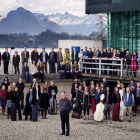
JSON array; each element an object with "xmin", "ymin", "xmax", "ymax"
[{"xmin": 86, "ymin": 0, "xmax": 140, "ymax": 53}]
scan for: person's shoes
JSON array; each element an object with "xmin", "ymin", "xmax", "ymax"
[
  {"xmin": 66, "ymin": 133, "xmax": 69, "ymax": 136},
  {"xmin": 128, "ymin": 120, "xmax": 131, "ymax": 122},
  {"xmin": 83, "ymin": 116, "xmax": 86, "ymax": 120},
  {"xmin": 119, "ymin": 120, "xmax": 124, "ymax": 122},
  {"xmin": 60, "ymin": 132, "xmax": 65, "ymax": 135},
  {"xmin": 6, "ymin": 73, "xmax": 9, "ymax": 74},
  {"xmin": 86, "ymin": 115, "xmax": 89, "ymax": 120},
  {"xmin": 133, "ymin": 113, "xmax": 136, "ymax": 116}
]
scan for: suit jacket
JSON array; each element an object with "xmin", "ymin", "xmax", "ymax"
[
  {"xmin": 49, "ymin": 51, "xmax": 57, "ymax": 62},
  {"xmin": 72, "ymin": 51, "xmax": 79, "ymax": 62},
  {"xmin": 56, "ymin": 51, "xmax": 63, "ymax": 63},
  {"xmin": 65, "ymin": 64, "xmax": 71, "ymax": 72},
  {"xmin": 21, "ymin": 51, "xmax": 29, "ymax": 62},
  {"xmin": 57, "ymin": 64, "xmax": 66, "ymax": 72},
  {"xmin": 32, "ymin": 87, "xmax": 41, "ymax": 105},
  {"xmin": 31, "ymin": 51, "xmax": 39, "ymax": 62},
  {"xmin": 40, "ymin": 52, "xmax": 49, "ymax": 62},
  {"xmin": 72, "ymin": 64, "xmax": 79, "ymax": 72},
  {"xmin": 13, "ymin": 55, "xmax": 20, "ymax": 66},
  {"xmin": 2, "ymin": 52, "xmax": 10, "ymax": 62},
  {"xmin": 48, "ymin": 85, "xmax": 58, "ymax": 99}
]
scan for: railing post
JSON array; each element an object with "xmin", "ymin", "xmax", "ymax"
[
  {"xmin": 99, "ymin": 59, "xmax": 101, "ymax": 77},
  {"xmin": 12, "ymin": 59, "xmax": 13, "ymax": 75},
  {"xmin": 121, "ymin": 59, "xmax": 123, "ymax": 78}
]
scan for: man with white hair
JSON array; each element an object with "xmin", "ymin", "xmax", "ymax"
[
  {"xmin": 59, "ymin": 91, "xmax": 71, "ymax": 136},
  {"xmin": 120, "ymin": 87, "xmax": 134, "ymax": 122}
]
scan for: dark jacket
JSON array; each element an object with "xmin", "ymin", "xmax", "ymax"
[
  {"xmin": 103, "ymin": 91, "xmax": 112, "ymax": 104},
  {"xmin": 120, "ymin": 51, "xmax": 126, "ymax": 58},
  {"xmin": 72, "ymin": 51, "xmax": 79, "ymax": 62},
  {"xmin": 0, "ymin": 52, "xmax": 1, "ymax": 65},
  {"xmin": 12, "ymin": 91, "xmax": 21, "ymax": 104},
  {"xmin": 71, "ymin": 88, "xmax": 78, "ymax": 102},
  {"xmin": 95, "ymin": 93, "xmax": 101, "ymax": 105},
  {"xmin": 65, "ymin": 64, "xmax": 71, "ymax": 72},
  {"xmin": 6, "ymin": 91, "xmax": 13, "ymax": 101},
  {"xmin": 87, "ymin": 51, "xmax": 93, "ymax": 58},
  {"xmin": 49, "ymin": 51, "xmax": 57, "ymax": 62},
  {"xmin": 125, "ymin": 54, "xmax": 132, "ymax": 64},
  {"xmin": 40, "ymin": 52, "xmax": 49, "ymax": 62},
  {"xmin": 57, "ymin": 64, "xmax": 66, "ymax": 72},
  {"xmin": 112, "ymin": 92, "xmax": 121, "ymax": 104},
  {"xmin": 0, "ymin": 82, "xmax": 10, "ymax": 90},
  {"xmin": 22, "ymin": 66, "xmax": 29, "ymax": 74},
  {"xmin": 31, "ymin": 51, "xmax": 39, "ymax": 62},
  {"xmin": 40, "ymin": 93, "xmax": 50, "ymax": 109},
  {"xmin": 13, "ymin": 55, "xmax": 20, "ymax": 66},
  {"xmin": 48, "ymin": 85, "xmax": 58, "ymax": 99},
  {"xmin": 2, "ymin": 52, "xmax": 10, "ymax": 61},
  {"xmin": 16, "ymin": 82, "xmax": 25, "ymax": 94},
  {"xmin": 23, "ymin": 93, "xmax": 32, "ymax": 116},
  {"xmin": 77, "ymin": 90, "xmax": 84, "ymax": 102},
  {"xmin": 32, "ymin": 87, "xmax": 41, "ymax": 105}
]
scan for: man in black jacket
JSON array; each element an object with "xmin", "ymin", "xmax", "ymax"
[
  {"xmin": 40, "ymin": 48, "xmax": 49, "ymax": 73},
  {"xmin": 71, "ymin": 47, "xmax": 79, "ymax": 64},
  {"xmin": 49, "ymin": 48, "xmax": 57, "ymax": 73},
  {"xmin": 124, "ymin": 50, "xmax": 131, "ymax": 76},
  {"xmin": 2, "ymin": 48, "xmax": 10, "ymax": 74},
  {"xmin": 57, "ymin": 61, "xmax": 66, "ymax": 78},
  {"xmin": 60, "ymin": 91, "xmax": 71, "ymax": 136}
]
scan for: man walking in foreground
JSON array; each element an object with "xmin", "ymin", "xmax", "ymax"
[{"xmin": 60, "ymin": 91, "xmax": 71, "ymax": 136}]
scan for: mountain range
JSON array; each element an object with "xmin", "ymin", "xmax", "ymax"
[{"xmin": 0, "ymin": 7, "xmax": 100, "ymax": 35}]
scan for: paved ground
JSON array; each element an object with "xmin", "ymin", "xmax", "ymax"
[{"xmin": 0, "ymin": 85, "xmax": 140, "ymax": 140}]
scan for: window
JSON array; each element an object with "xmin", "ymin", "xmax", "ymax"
[{"xmin": 111, "ymin": 0, "xmax": 121, "ymax": 3}]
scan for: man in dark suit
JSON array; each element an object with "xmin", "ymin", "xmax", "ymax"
[
  {"xmin": 49, "ymin": 48, "xmax": 57, "ymax": 73},
  {"xmin": 32, "ymin": 82, "xmax": 41, "ymax": 106},
  {"xmin": 71, "ymin": 47, "xmax": 79, "ymax": 64},
  {"xmin": 40, "ymin": 48, "xmax": 49, "ymax": 73},
  {"xmin": 87, "ymin": 48, "xmax": 93, "ymax": 73},
  {"xmin": 57, "ymin": 61, "xmax": 66, "ymax": 79},
  {"xmin": 2, "ymin": 48, "xmax": 10, "ymax": 74},
  {"xmin": 31, "ymin": 47, "xmax": 39, "ymax": 65}
]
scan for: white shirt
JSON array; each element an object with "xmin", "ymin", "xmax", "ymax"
[
  {"xmin": 25, "ymin": 51, "xmax": 26, "ymax": 58},
  {"xmin": 31, "ymin": 65, "xmax": 38, "ymax": 74},
  {"xmin": 36, "ymin": 88, "xmax": 39, "ymax": 100}
]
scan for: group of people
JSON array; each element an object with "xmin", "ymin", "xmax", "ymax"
[
  {"xmin": 0, "ymin": 77, "xmax": 58, "ymax": 120},
  {"xmin": 71, "ymin": 78, "xmax": 140, "ymax": 122},
  {"xmin": 78, "ymin": 46, "xmax": 139, "ymax": 77}
]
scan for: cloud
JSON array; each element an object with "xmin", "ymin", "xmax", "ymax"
[{"xmin": 0, "ymin": 0, "xmax": 85, "ymax": 16}]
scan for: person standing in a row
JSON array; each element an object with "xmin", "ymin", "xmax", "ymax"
[
  {"xmin": 40, "ymin": 48, "xmax": 49, "ymax": 73},
  {"xmin": 21, "ymin": 46, "xmax": 29, "ymax": 66},
  {"xmin": 49, "ymin": 48, "xmax": 57, "ymax": 73},
  {"xmin": 60, "ymin": 91, "xmax": 71, "ymax": 136},
  {"xmin": 2, "ymin": 48, "xmax": 10, "ymax": 74},
  {"xmin": 31, "ymin": 47, "xmax": 39, "ymax": 65},
  {"xmin": 13, "ymin": 51, "xmax": 20, "ymax": 74}
]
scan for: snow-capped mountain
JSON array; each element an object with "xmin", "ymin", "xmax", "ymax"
[
  {"xmin": 0, "ymin": 7, "xmax": 62, "ymax": 35},
  {"xmin": 34, "ymin": 11, "xmax": 100, "ymax": 35}
]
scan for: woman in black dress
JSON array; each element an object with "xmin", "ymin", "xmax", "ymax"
[
  {"xmin": 23, "ymin": 88, "xmax": 33, "ymax": 120},
  {"xmin": 82, "ymin": 86, "xmax": 90, "ymax": 120},
  {"xmin": 40, "ymin": 89, "xmax": 50, "ymax": 119}
]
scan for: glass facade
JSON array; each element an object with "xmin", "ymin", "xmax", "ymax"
[
  {"xmin": 109, "ymin": 10, "xmax": 140, "ymax": 53},
  {"xmin": 111, "ymin": 0, "xmax": 121, "ymax": 3}
]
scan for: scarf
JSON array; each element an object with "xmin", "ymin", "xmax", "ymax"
[{"xmin": 29, "ymin": 92, "xmax": 33, "ymax": 104}]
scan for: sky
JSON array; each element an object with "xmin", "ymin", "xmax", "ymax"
[{"xmin": 0, "ymin": 0, "xmax": 85, "ymax": 16}]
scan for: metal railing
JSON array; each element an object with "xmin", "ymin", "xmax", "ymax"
[{"xmin": 80, "ymin": 57, "xmax": 123, "ymax": 77}]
